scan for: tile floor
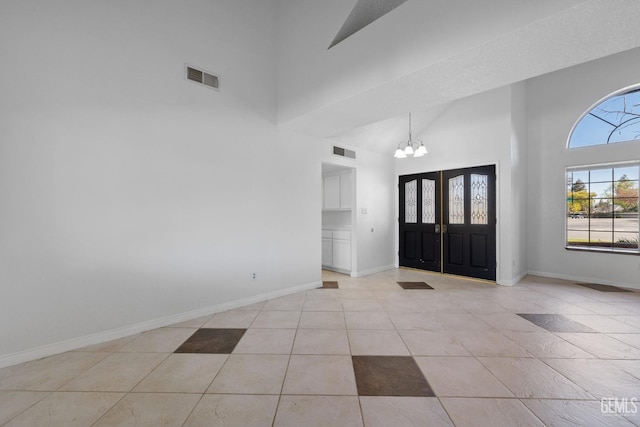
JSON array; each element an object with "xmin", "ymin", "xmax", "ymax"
[{"xmin": 1, "ymin": 269, "xmax": 640, "ymax": 426}]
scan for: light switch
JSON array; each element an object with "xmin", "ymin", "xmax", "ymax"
[{"xmin": 361, "ymin": 208, "xmax": 368, "ymax": 214}]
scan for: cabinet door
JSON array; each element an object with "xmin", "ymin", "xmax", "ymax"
[
  {"xmin": 323, "ymin": 175, "xmax": 341, "ymax": 209},
  {"xmin": 340, "ymin": 173, "xmax": 352, "ymax": 209},
  {"xmin": 332, "ymin": 239, "xmax": 351, "ymax": 270},
  {"xmin": 322, "ymin": 238, "xmax": 333, "ymax": 266}
]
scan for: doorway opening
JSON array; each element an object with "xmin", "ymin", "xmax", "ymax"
[
  {"xmin": 399, "ymin": 164, "xmax": 496, "ymax": 281},
  {"xmin": 322, "ymin": 163, "xmax": 356, "ymax": 276}
]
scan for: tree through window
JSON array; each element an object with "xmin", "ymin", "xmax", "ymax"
[{"xmin": 566, "ymin": 165, "xmax": 639, "ymax": 252}]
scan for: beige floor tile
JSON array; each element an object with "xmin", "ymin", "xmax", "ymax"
[
  {"xmin": 292, "ymin": 329, "xmax": 350, "ymax": 355},
  {"xmin": 440, "ymin": 397, "xmax": 545, "ymax": 427},
  {"xmin": 0, "ymin": 391, "xmax": 48, "ymax": 425},
  {"xmin": 342, "ymin": 299, "xmax": 384, "ymax": 312},
  {"xmin": 388, "ymin": 312, "xmax": 441, "ymax": 330},
  {"xmin": 203, "ymin": 310, "xmax": 259, "ymax": 328},
  {"xmin": 612, "ymin": 316, "xmax": 640, "ymax": 329},
  {"xmin": 575, "ymin": 302, "xmax": 639, "ymax": 316},
  {"xmin": 302, "ymin": 299, "xmax": 343, "ymax": 311},
  {"xmin": 476, "ymin": 313, "xmax": 544, "ymax": 331},
  {"xmin": 297, "ymin": 311, "xmax": 346, "ymax": 329},
  {"xmin": 457, "ymin": 300, "xmax": 510, "ymax": 314},
  {"xmin": 233, "ymin": 328, "xmax": 296, "ymax": 354},
  {"xmin": 339, "ymin": 290, "xmax": 377, "ymax": 300},
  {"xmin": 565, "ymin": 315, "xmax": 640, "ymax": 333},
  {"xmin": 207, "ymin": 354, "xmax": 289, "ymax": 394},
  {"xmin": 609, "ymin": 333, "xmax": 640, "ymax": 350},
  {"xmin": 274, "ymin": 395, "xmax": 362, "ymax": 427},
  {"xmin": 348, "ymin": 330, "xmax": 410, "ymax": 355},
  {"xmin": 415, "ymin": 357, "xmax": 514, "ymax": 397},
  {"xmin": 250, "ymin": 311, "xmax": 301, "ymax": 329},
  {"xmin": 448, "ymin": 330, "xmax": 531, "ymax": 357},
  {"xmin": 305, "ymin": 289, "xmax": 342, "ymax": 301},
  {"xmin": 4, "ymin": 392, "xmax": 123, "ymax": 427},
  {"xmin": 60, "ymin": 353, "xmax": 168, "ymax": 392},
  {"xmin": 93, "ymin": 393, "xmax": 200, "ymax": 426},
  {"xmin": 398, "ymin": 330, "xmax": 471, "ymax": 356},
  {"xmin": 344, "ymin": 312, "xmax": 394, "ymax": 329},
  {"xmin": 133, "ymin": 353, "xmax": 227, "ymax": 393},
  {"xmin": 4, "ymin": 271, "xmax": 640, "ymax": 427},
  {"xmin": 502, "ymin": 330, "xmax": 596, "ymax": 358},
  {"xmin": 282, "ymin": 355, "xmax": 357, "ymax": 395},
  {"xmin": 0, "ymin": 352, "xmax": 108, "ymax": 391},
  {"xmin": 557, "ymin": 333, "xmax": 640, "ymax": 359},
  {"xmin": 262, "ymin": 295, "xmax": 305, "ymax": 311},
  {"xmin": 430, "ymin": 313, "xmax": 494, "ymax": 331},
  {"xmin": 73, "ymin": 334, "xmax": 140, "ymax": 352},
  {"xmin": 543, "ymin": 358, "xmax": 640, "ymax": 398},
  {"xmin": 118, "ymin": 327, "xmax": 196, "ymax": 353},
  {"xmin": 478, "ymin": 357, "xmax": 593, "ymax": 399},
  {"xmin": 359, "ymin": 396, "xmax": 454, "ymax": 427},
  {"xmin": 380, "ymin": 299, "xmax": 437, "ymax": 313},
  {"xmin": 523, "ymin": 399, "xmax": 636, "ymax": 427},
  {"xmin": 609, "ymin": 360, "xmax": 640, "ymax": 379},
  {"xmin": 184, "ymin": 394, "xmax": 279, "ymax": 427}
]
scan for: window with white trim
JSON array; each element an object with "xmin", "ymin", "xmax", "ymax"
[
  {"xmin": 566, "ymin": 164, "xmax": 639, "ymax": 253},
  {"xmin": 566, "ymin": 85, "xmax": 640, "ymax": 254}
]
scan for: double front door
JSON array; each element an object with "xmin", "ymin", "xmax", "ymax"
[{"xmin": 399, "ymin": 165, "xmax": 496, "ymax": 281}]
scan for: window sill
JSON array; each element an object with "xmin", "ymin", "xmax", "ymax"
[{"xmin": 565, "ymin": 246, "xmax": 640, "ymax": 256}]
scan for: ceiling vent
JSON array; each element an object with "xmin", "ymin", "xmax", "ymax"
[
  {"xmin": 185, "ymin": 65, "xmax": 220, "ymax": 90},
  {"xmin": 333, "ymin": 146, "xmax": 356, "ymax": 159}
]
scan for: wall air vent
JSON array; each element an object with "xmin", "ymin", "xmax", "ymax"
[
  {"xmin": 185, "ymin": 65, "xmax": 220, "ymax": 90},
  {"xmin": 333, "ymin": 146, "xmax": 356, "ymax": 159}
]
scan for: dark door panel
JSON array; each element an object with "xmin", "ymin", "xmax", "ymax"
[
  {"xmin": 442, "ymin": 165, "xmax": 496, "ymax": 281},
  {"xmin": 399, "ymin": 172, "xmax": 441, "ymax": 272}
]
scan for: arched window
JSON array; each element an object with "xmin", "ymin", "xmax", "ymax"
[
  {"xmin": 566, "ymin": 85, "xmax": 640, "ymax": 254},
  {"xmin": 568, "ymin": 85, "xmax": 640, "ymax": 148}
]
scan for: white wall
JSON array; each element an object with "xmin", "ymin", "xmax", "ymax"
[
  {"xmin": 394, "ymin": 85, "xmax": 526, "ymax": 285},
  {"xmin": 354, "ymin": 148, "xmax": 397, "ymax": 276},
  {"xmin": 527, "ymin": 48, "xmax": 640, "ymax": 289},
  {"xmin": 0, "ymin": 0, "xmax": 326, "ymax": 365},
  {"xmin": 510, "ymin": 82, "xmax": 529, "ymax": 282}
]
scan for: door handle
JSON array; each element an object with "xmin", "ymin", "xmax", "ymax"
[
  {"xmin": 442, "ymin": 224, "xmax": 448, "ymax": 233},
  {"xmin": 435, "ymin": 224, "xmax": 440, "ymax": 233}
]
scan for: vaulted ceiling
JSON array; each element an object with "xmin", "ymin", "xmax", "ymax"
[{"xmin": 275, "ymin": 0, "xmax": 640, "ymax": 151}]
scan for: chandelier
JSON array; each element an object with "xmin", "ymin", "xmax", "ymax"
[{"xmin": 393, "ymin": 113, "xmax": 427, "ymax": 158}]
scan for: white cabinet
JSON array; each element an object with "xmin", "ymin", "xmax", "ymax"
[
  {"xmin": 323, "ymin": 175, "xmax": 341, "ymax": 209},
  {"xmin": 321, "ymin": 230, "xmax": 351, "ymax": 272},
  {"xmin": 322, "ymin": 233, "xmax": 333, "ymax": 267},
  {"xmin": 332, "ymin": 237, "xmax": 351, "ymax": 271},
  {"xmin": 340, "ymin": 173, "xmax": 352, "ymax": 209},
  {"xmin": 323, "ymin": 172, "xmax": 352, "ymax": 210}
]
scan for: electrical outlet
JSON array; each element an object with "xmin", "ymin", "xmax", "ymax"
[{"xmin": 251, "ymin": 272, "xmax": 257, "ymax": 280}]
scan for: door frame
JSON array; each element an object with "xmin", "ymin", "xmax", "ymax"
[
  {"xmin": 396, "ymin": 163, "xmax": 499, "ymax": 282},
  {"xmin": 321, "ymin": 162, "xmax": 358, "ymax": 277}
]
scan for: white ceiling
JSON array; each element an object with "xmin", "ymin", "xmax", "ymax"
[{"xmin": 276, "ymin": 0, "xmax": 640, "ymax": 152}]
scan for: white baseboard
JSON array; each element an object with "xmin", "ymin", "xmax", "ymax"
[
  {"xmin": 0, "ymin": 280, "xmax": 321, "ymax": 369},
  {"xmin": 352, "ymin": 264, "xmax": 396, "ymax": 278},
  {"xmin": 497, "ymin": 271, "xmax": 528, "ymax": 287},
  {"xmin": 526, "ymin": 270, "xmax": 639, "ymax": 290}
]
